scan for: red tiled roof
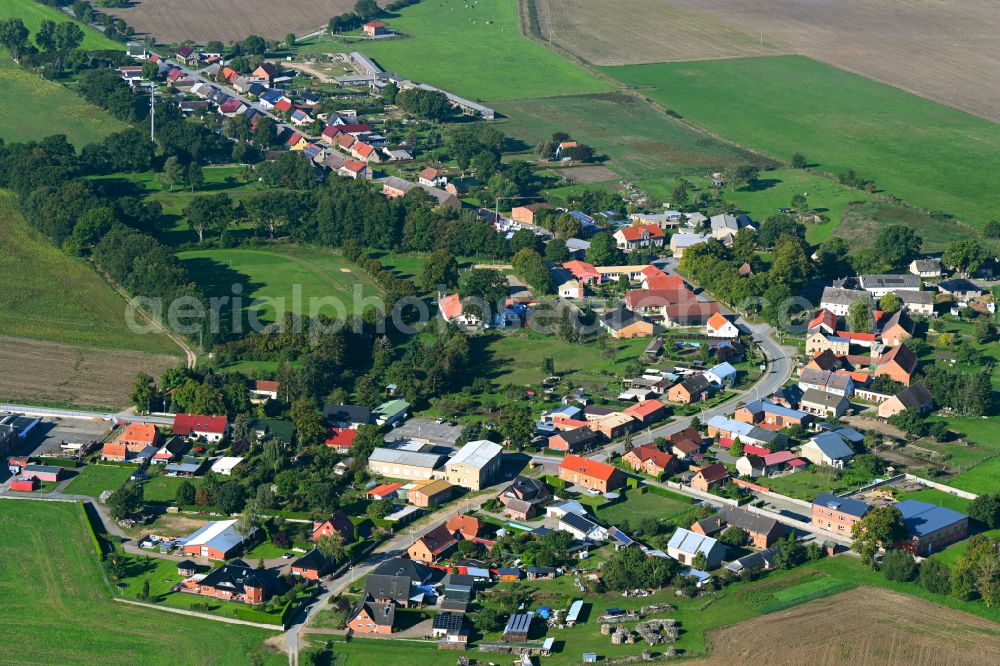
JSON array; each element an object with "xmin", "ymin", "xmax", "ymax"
[
  {"xmin": 763, "ymin": 450, "xmax": 797, "ymax": 466},
  {"xmin": 563, "ymin": 260, "xmax": 601, "ymax": 280},
  {"xmin": 274, "ymin": 99, "xmax": 293, "ymax": 113},
  {"xmin": 808, "ymin": 309, "xmax": 839, "ymax": 331},
  {"xmin": 742, "ymin": 444, "xmax": 770, "ymax": 456},
  {"xmin": 338, "ymin": 123, "xmax": 371, "ymax": 134},
  {"xmin": 640, "ymin": 265, "xmax": 665, "ymax": 279},
  {"xmin": 368, "ymin": 483, "xmax": 402, "ymax": 499},
  {"xmin": 341, "ymin": 159, "xmax": 366, "ymax": 173},
  {"xmin": 417, "ymin": 524, "xmax": 458, "ymax": 555},
  {"xmin": 418, "ymin": 167, "xmax": 440, "ymax": 181},
  {"xmin": 624, "ymin": 399, "xmax": 666, "ymax": 419},
  {"xmin": 102, "ymin": 442, "xmax": 127, "ymax": 459},
  {"xmin": 364, "ymin": 21, "xmax": 386, "ymax": 28},
  {"xmin": 117, "ymin": 422, "xmax": 159, "ymax": 446},
  {"xmin": 438, "ymin": 293, "xmax": 462, "ymax": 320},
  {"xmin": 625, "ymin": 288, "xmax": 695, "ymax": 310},
  {"xmin": 560, "ymin": 454, "xmax": 618, "ymax": 481},
  {"xmin": 644, "ymin": 274, "xmax": 685, "ymax": 290},
  {"xmin": 353, "ymin": 142, "xmax": 375, "ymax": 158},
  {"xmin": 253, "ymin": 380, "xmax": 279, "ymax": 392},
  {"xmin": 618, "ymin": 224, "xmax": 664, "ymax": 241},
  {"xmin": 325, "ymin": 428, "xmax": 357, "ymax": 449},
  {"xmin": 173, "ymin": 413, "xmax": 228, "ymax": 436},
  {"xmin": 446, "ymin": 514, "xmax": 481, "ymax": 539},
  {"xmin": 321, "ymin": 125, "xmax": 341, "ymax": 139},
  {"xmin": 629, "ymin": 444, "xmax": 674, "ymax": 470},
  {"xmin": 336, "ymin": 133, "xmax": 356, "ymax": 149},
  {"xmin": 707, "ymin": 312, "xmax": 731, "ymax": 331},
  {"xmin": 878, "ymin": 343, "xmax": 917, "ymax": 373},
  {"xmin": 285, "ymin": 132, "xmax": 302, "ymax": 146},
  {"xmin": 834, "ymin": 330, "xmax": 876, "ymax": 343}
]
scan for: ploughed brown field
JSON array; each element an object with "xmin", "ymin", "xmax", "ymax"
[
  {"xmin": 535, "ymin": 0, "xmax": 1000, "ymax": 123},
  {"xmin": 687, "ymin": 587, "xmax": 1000, "ymax": 666},
  {"xmin": 0, "ymin": 335, "xmax": 179, "ymax": 410},
  {"xmin": 105, "ymin": 0, "xmax": 373, "ymax": 44}
]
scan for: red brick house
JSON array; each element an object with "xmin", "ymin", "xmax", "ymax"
[
  {"xmin": 313, "ymin": 510, "xmax": 355, "ymax": 544},
  {"xmin": 446, "ymin": 514, "xmax": 482, "ymax": 540},
  {"xmin": 291, "ymin": 549, "xmax": 329, "ymax": 580},
  {"xmin": 874, "ymin": 343, "xmax": 918, "ymax": 386},
  {"xmin": 621, "ymin": 444, "xmax": 676, "ymax": 477},
  {"xmin": 407, "ymin": 524, "xmax": 458, "ymax": 563},
  {"xmin": 348, "ymin": 596, "xmax": 395, "ymax": 634},
  {"xmin": 363, "ymin": 21, "xmax": 387, "ymax": 36},
  {"xmin": 179, "ymin": 560, "xmax": 269, "ymax": 605},
  {"xmin": 547, "ymin": 427, "xmax": 599, "ymax": 452},
  {"xmin": 690, "ymin": 463, "xmax": 730, "ymax": 492},
  {"xmin": 558, "ymin": 454, "xmax": 625, "ymax": 493},
  {"xmin": 117, "ymin": 422, "xmax": 162, "ymax": 450},
  {"xmin": 623, "ymin": 399, "xmax": 667, "ymax": 426},
  {"xmin": 510, "ymin": 203, "xmax": 552, "ymax": 225}
]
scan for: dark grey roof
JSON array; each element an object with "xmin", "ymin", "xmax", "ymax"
[
  {"xmin": 365, "ymin": 574, "xmax": 412, "ymax": 603},
  {"xmin": 372, "ymin": 557, "xmax": 431, "ymax": 583},
  {"xmin": 198, "ymin": 560, "xmax": 269, "ymax": 594},
  {"xmin": 560, "ymin": 511, "xmax": 599, "ymax": 535},
  {"xmin": 938, "ymin": 278, "xmax": 983, "ymax": 294},
  {"xmin": 602, "ymin": 306, "xmax": 649, "ymax": 331},
  {"xmin": 813, "ymin": 492, "xmax": 869, "ymax": 518},
  {"xmin": 821, "ymin": 286, "xmax": 870, "ymax": 306},
  {"xmin": 557, "ymin": 427, "xmax": 599, "ymax": 445},
  {"xmin": 681, "ymin": 374, "xmax": 711, "ymax": 394},
  {"xmin": 323, "ymin": 403, "xmax": 371, "ymax": 424},
  {"xmin": 724, "ymin": 545, "xmax": 779, "ymax": 573},
  {"xmin": 860, "ymin": 274, "xmax": 921, "ymax": 290},
  {"xmin": 800, "ymin": 388, "xmax": 849, "ymax": 408},
  {"xmin": 895, "ymin": 382, "xmax": 933, "ymax": 410},
  {"xmin": 443, "ymin": 573, "xmax": 476, "ymax": 590},
  {"xmin": 292, "ymin": 548, "xmax": 328, "ymax": 571},
  {"xmin": 503, "ymin": 476, "xmax": 551, "ymax": 502},
  {"xmin": 350, "ymin": 596, "xmax": 395, "ymax": 626},
  {"xmin": 717, "ymin": 506, "xmax": 784, "ymax": 537}
]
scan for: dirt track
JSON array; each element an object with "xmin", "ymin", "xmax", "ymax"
[
  {"xmin": 687, "ymin": 587, "xmax": 1000, "ymax": 666},
  {"xmin": 536, "ymin": 0, "xmax": 1000, "ymax": 123}
]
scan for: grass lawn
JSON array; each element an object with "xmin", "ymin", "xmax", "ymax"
[
  {"xmin": 296, "ymin": 0, "xmax": 608, "ymax": 102},
  {"xmin": 595, "ymin": 490, "xmax": 693, "ymax": 525},
  {"xmin": 0, "ymin": 0, "xmax": 122, "ymax": 52},
  {"xmin": 932, "ymin": 528, "xmax": 1000, "ymax": 567},
  {"xmin": 141, "ymin": 473, "xmax": 202, "ymax": 504},
  {"xmin": 716, "ymin": 168, "xmax": 874, "ymax": 244},
  {"xmin": 498, "ymin": 92, "xmax": 768, "ymax": 183},
  {"xmin": 63, "ymin": 465, "xmax": 134, "ymax": 497},
  {"xmin": 0, "ymin": 500, "xmax": 283, "ymax": 665},
  {"xmin": 602, "ymin": 56, "xmax": 1000, "ymax": 230},
  {"xmin": 763, "ymin": 469, "xmax": 848, "ymax": 501},
  {"xmin": 0, "ymin": 59, "xmax": 126, "ymax": 147},
  {"xmin": 176, "ymin": 246, "xmax": 382, "ymax": 325},
  {"xmin": 471, "ymin": 330, "xmax": 650, "ymax": 390},
  {"xmin": 948, "ymin": 456, "xmax": 1000, "ymax": 495},
  {"xmin": 0, "ymin": 192, "xmax": 179, "ymax": 354},
  {"xmin": 895, "ymin": 488, "xmax": 971, "ymax": 514}
]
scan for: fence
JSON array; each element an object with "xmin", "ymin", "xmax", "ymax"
[
  {"xmin": 840, "ymin": 474, "xmax": 906, "ymax": 498},
  {"xmin": 658, "ymin": 480, "xmax": 738, "ymax": 506},
  {"xmin": 903, "ymin": 474, "xmax": 979, "ymax": 500}
]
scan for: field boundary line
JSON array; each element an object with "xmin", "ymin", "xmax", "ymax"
[{"xmin": 112, "ymin": 597, "xmax": 286, "ymax": 631}]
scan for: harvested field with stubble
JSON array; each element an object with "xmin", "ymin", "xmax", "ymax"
[
  {"xmin": 0, "ymin": 336, "xmax": 179, "ymax": 409},
  {"xmin": 105, "ymin": 0, "xmax": 366, "ymax": 44},
  {"xmin": 536, "ymin": 0, "xmax": 1000, "ymax": 123},
  {"xmin": 686, "ymin": 587, "xmax": 1000, "ymax": 666}
]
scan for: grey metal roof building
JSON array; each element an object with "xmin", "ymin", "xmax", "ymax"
[{"xmin": 368, "ymin": 447, "xmax": 445, "ymax": 469}]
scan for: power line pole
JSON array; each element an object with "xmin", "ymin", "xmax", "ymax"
[{"xmin": 149, "ymin": 83, "xmax": 155, "ymax": 143}]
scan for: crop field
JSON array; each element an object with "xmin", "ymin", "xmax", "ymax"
[
  {"xmin": 0, "ymin": 500, "xmax": 283, "ymax": 665},
  {"xmin": 0, "ymin": 60, "xmax": 125, "ymax": 147},
  {"xmin": 536, "ymin": 0, "xmax": 1000, "ymax": 123},
  {"xmin": 497, "ymin": 92, "xmax": 770, "ymax": 183},
  {"xmin": 296, "ymin": 0, "xmax": 609, "ymax": 102},
  {"xmin": 0, "ymin": 0, "xmax": 122, "ymax": 51},
  {"xmin": 177, "ymin": 246, "xmax": 382, "ymax": 325},
  {"xmin": 0, "ymin": 193, "xmax": 177, "ymax": 354},
  {"xmin": 104, "ymin": 0, "xmax": 361, "ymax": 44},
  {"xmin": 603, "ymin": 56, "xmax": 1000, "ymax": 230},
  {"xmin": 532, "ymin": 0, "xmax": 778, "ymax": 66},
  {"xmin": 0, "ymin": 335, "xmax": 180, "ymax": 409},
  {"xmin": 685, "ymin": 587, "xmax": 1000, "ymax": 666}
]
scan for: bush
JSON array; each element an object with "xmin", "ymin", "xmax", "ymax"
[
  {"xmin": 920, "ymin": 558, "xmax": 951, "ymax": 594},
  {"xmin": 881, "ymin": 548, "xmax": 917, "ymax": 582}
]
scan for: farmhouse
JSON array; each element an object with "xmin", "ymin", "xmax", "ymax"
[
  {"xmin": 859, "ymin": 274, "xmax": 922, "ymax": 297},
  {"xmin": 622, "ymin": 443, "xmax": 675, "ymax": 477},
  {"xmin": 666, "ymin": 528, "xmax": 725, "ymax": 569},
  {"xmin": 812, "ymin": 493, "xmax": 870, "ymax": 535},
  {"xmin": 363, "ymin": 21, "xmax": 388, "ymax": 37},
  {"xmin": 799, "ymin": 388, "xmax": 850, "ymax": 418},
  {"xmin": 909, "ymin": 258, "xmax": 942, "ymax": 278},
  {"xmin": 445, "ymin": 440, "xmax": 502, "ymax": 490},
  {"xmin": 692, "ymin": 506, "xmax": 786, "ymax": 548},
  {"xmin": 179, "ymin": 560, "xmax": 269, "ymax": 605},
  {"xmin": 877, "ymin": 382, "xmax": 934, "ymax": 419},
  {"xmin": 874, "ymin": 344, "xmax": 918, "ymax": 386},
  {"xmin": 181, "ymin": 519, "xmax": 255, "ymax": 560},
  {"xmin": 820, "ymin": 287, "xmax": 871, "ymax": 317},
  {"xmin": 690, "ymin": 463, "xmax": 729, "ymax": 492},
  {"xmin": 807, "ymin": 309, "xmax": 839, "ymax": 335},
  {"xmin": 558, "ymin": 454, "xmax": 625, "ymax": 493},
  {"xmin": 173, "ymin": 414, "xmax": 228, "ymax": 442},
  {"xmin": 348, "ymin": 596, "xmax": 396, "ymax": 634},
  {"xmin": 879, "ymin": 310, "xmax": 914, "ymax": 346},
  {"xmin": 407, "ymin": 524, "xmax": 458, "ymax": 563}
]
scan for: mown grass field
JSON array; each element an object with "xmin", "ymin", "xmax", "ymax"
[
  {"xmin": 0, "ymin": 500, "xmax": 283, "ymax": 665},
  {"xmin": 0, "ymin": 59, "xmax": 125, "ymax": 147},
  {"xmin": 498, "ymin": 92, "xmax": 770, "ymax": 182},
  {"xmin": 177, "ymin": 246, "xmax": 382, "ymax": 324},
  {"xmin": 63, "ymin": 465, "xmax": 134, "ymax": 497},
  {"xmin": 296, "ymin": 0, "xmax": 609, "ymax": 101},
  {"xmin": 0, "ymin": 0, "xmax": 122, "ymax": 51},
  {"xmin": 595, "ymin": 490, "xmax": 693, "ymax": 525},
  {"xmin": 602, "ymin": 56, "xmax": 1000, "ymax": 229},
  {"xmin": 0, "ymin": 192, "xmax": 179, "ymax": 354}
]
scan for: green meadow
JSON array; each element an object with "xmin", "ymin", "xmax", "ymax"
[
  {"xmin": 0, "ymin": 59, "xmax": 125, "ymax": 147},
  {"xmin": 0, "ymin": 0, "xmax": 122, "ymax": 52},
  {"xmin": 297, "ymin": 0, "xmax": 608, "ymax": 101},
  {"xmin": 0, "ymin": 192, "xmax": 178, "ymax": 353},
  {"xmin": 177, "ymin": 246, "xmax": 383, "ymax": 323},
  {"xmin": 602, "ymin": 55, "xmax": 1000, "ymax": 229},
  {"xmin": 0, "ymin": 500, "xmax": 282, "ymax": 666}
]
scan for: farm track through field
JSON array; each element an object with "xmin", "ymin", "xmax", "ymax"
[{"xmin": 685, "ymin": 587, "xmax": 1000, "ymax": 666}]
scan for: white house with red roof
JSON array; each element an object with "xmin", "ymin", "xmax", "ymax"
[
  {"xmin": 418, "ymin": 167, "xmax": 446, "ymax": 187},
  {"xmin": 438, "ymin": 294, "xmax": 480, "ymax": 326},
  {"xmin": 613, "ymin": 224, "xmax": 665, "ymax": 252},
  {"xmin": 706, "ymin": 312, "xmax": 739, "ymax": 339},
  {"xmin": 173, "ymin": 414, "xmax": 229, "ymax": 443}
]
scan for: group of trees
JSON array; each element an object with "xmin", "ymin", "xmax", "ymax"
[
  {"xmin": 328, "ymin": 0, "xmax": 382, "ymax": 33},
  {"xmin": 396, "ymin": 88, "xmax": 453, "ymax": 122}
]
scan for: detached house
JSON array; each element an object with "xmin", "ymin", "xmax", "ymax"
[
  {"xmin": 690, "ymin": 463, "xmax": 729, "ymax": 492},
  {"xmin": 622, "ymin": 444, "xmax": 676, "ymax": 477},
  {"xmin": 706, "ymin": 312, "xmax": 739, "ymax": 339},
  {"xmin": 312, "ymin": 510, "xmax": 356, "ymax": 544},
  {"xmin": 407, "ymin": 524, "xmax": 458, "ymax": 563},
  {"xmin": 877, "ymin": 382, "xmax": 934, "ymax": 419},
  {"xmin": 667, "ymin": 374, "xmax": 712, "ymax": 404},
  {"xmin": 874, "ymin": 344, "xmax": 918, "ymax": 386},
  {"xmin": 498, "ymin": 476, "xmax": 552, "ymax": 520},
  {"xmin": 799, "ymin": 389, "xmax": 850, "ymax": 419},
  {"xmin": 173, "ymin": 414, "xmax": 228, "ymax": 442},
  {"xmin": 800, "ymin": 431, "xmax": 855, "ymax": 468},
  {"xmin": 348, "ymin": 595, "xmax": 396, "ymax": 634},
  {"xmin": 558, "ymin": 454, "xmax": 625, "ymax": 493},
  {"xmin": 179, "ymin": 560, "xmax": 269, "ymax": 604},
  {"xmin": 613, "ymin": 224, "xmax": 665, "ymax": 251},
  {"xmin": 666, "ymin": 528, "xmax": 725, "ymax": 569}
]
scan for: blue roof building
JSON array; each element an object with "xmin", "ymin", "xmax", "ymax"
[
  {"xmin": 812, "ymin": 492, "xmax": 870, "ymax": 519},
  {"xmin": 895, "ymin": 499, "xmax": 969, "ymax": 554}
]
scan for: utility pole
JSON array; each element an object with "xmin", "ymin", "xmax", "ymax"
[{"xmin": 149, "ymin": 83, "xmax": 155, "ymax": 143}]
